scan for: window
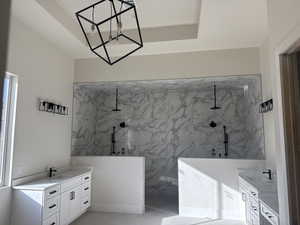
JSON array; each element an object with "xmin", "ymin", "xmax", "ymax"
[{"xmin": 0, "ymin": 73, "xmax": 18, "ymax": 186}]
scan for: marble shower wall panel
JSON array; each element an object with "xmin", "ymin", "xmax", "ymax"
[
  {"xmin": 72, "ymin": 75, "xmax": 265, "ymax": 195},
  {"xmin": 72, "ymin": 86, "xmax": 99, "ymax": 155}
]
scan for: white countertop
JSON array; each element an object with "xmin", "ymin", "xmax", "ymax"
[
  {"xmin": 13, "ymin": 167, "xmax": 92, "ymax": 191},
  {"xmin": 239, "ymin": 169, "xmax": 279, "ymax": 214}
]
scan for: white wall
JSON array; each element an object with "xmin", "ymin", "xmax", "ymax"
[
  {"xmin": 0, "ymin": 187, "xmax": 11, "ymax": 225},
  {"xmin": 7, "ymin": 17, "xmax": 74, "ymax": 179},
  {"xmin": 259, "ymin": 0, "xmax": 300, "ymax": 224},
  {"xmin": 0, "ymin": 17, "xmax": 74, "ymax": 225},
  {"xmin": 260, "ymin": 39, "xmax": 276, "ymax": 170},
  {"xmin": 178, "ymin": 158, "xmax": 265, "ymax": 221},
  {"xmin": 72, "ymin": 156, "xmax": 145, "ymax": 214},
  {"xmin": 74, "ymin": 48, "xmax": 260, "ymax": 82}
]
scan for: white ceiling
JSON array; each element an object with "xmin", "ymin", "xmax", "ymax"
[
  {"xmin": 10, "ymin": 0, "xmax": 268, "ymax": 59},
  {"xmin": 56, "ymin": 0, "xmax": 201, "ymax": 29}
]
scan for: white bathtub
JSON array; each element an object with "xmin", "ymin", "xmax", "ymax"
[{"xmin": 72, "ymin": 156, "xmax": 145, "ymax": 214}]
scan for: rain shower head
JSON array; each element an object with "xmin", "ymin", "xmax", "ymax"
[
  {"xmin": 112, "ymin": 88, "xmax": 121, "ymax": 112},
  {"xmin": 210, "ymin": 83, "xmax": 221, "ymax": 110},
  {"xmin": 210, "ymin": 106, "xmax": 221, "ymax": 110}
]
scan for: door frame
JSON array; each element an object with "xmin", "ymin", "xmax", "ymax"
[
  {"xmin": 0, "ymin": 0, "xmax": 12, "ymax": 126},
  {"xmin": 272, "ymin": 24, "xmax": 300, "ymax": 225}
]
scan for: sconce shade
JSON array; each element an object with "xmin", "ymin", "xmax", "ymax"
[{"xmin": 76, "ymin": 0, "xmax": 143, "ymax": 65}]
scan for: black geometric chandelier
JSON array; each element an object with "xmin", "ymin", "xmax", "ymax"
[{"xmin": 76, "ymin": 0, "xmax": 143, "ymax": 65}]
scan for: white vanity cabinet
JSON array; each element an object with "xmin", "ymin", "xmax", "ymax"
[
  {"xmin": 12, "ymin": 169, "xmax": 92, "ymax": 225},
  {"xmin": 239, "ymin": 173, "xmax": 279, "ymax": 225},
  {"xmin": 239, "ymin": 177, "xmax": 260, "ymax": 225},
  {"xmin": 60, "ymin": 173, "xmax": 91, "ymax": 225}
]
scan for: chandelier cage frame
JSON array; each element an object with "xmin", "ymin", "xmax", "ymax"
[{"xmin": 76, "ymin": 0, "xmax": 143, "ymax": 65}]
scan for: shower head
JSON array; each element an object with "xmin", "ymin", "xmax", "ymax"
[{"xmin": 210, "ymin": 84, "xmax": 221, "ymax": 110}]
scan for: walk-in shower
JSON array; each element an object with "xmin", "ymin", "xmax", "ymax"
[{"xmin": 71, "ymin": 75, "xmax": 265, "ymax": 213}]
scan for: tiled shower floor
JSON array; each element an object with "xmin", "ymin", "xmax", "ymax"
[{"xmin": 146, "ymin": 191, "xmax": 179, "ymax": 214}]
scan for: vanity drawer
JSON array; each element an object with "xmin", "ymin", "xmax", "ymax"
[
  {"xmin": 82, "ymin": 173, "xmax": 91, "ymax": 183},
  {"xmin": 249, "ymin": 196, "xmax": 259, "ymax": 213},
  {"xmin": 81, "ymin": 196, "xmax": 91, "ymax": 211},
  {"xmin": 44, "ymin": 196, "xmax": 60, "ymax": 219},
  {"xmin": 260, "ymin": 201, "xmax": 279, "ymax": 225},
  {"xmin": 45, "ymin": 185, "xmax": 60, "ymax": 199},
  {"xmin": 43, "ymin": 213, "xmax": 59, "ymax": 225},
  {"xmin": 60, "ymin": 177, "xmax": 82, "ymax": 193},
  {"xmin": 239, "ymin": 177, "xmax": 258, "ymax": 199},
  {"xmin": 250, "ymin": 212, "xmax": 260, "ymax": 225},
  {"xmin": 81, "ymin": 182, "xmax": 91, "ymax": 198}
]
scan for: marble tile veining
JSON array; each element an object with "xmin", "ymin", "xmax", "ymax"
[{"xmin": 72, "ymin": 75, "xmax": 265, "ymax": 201}]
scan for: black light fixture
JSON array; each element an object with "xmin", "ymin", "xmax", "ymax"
[{"xmin": 76, "ymin": 0, "xmax": 143, "ymax": 65}]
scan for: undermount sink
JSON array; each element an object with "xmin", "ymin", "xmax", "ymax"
[{"xmin": 48, "ymin": 169, "xmax": 89, "ymax": 181}]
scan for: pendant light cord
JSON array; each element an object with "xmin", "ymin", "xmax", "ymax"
[
  {"xmin": 108, "ymin": 0, "xmax": 125, "ymax": 41},
  {"xmin": 109, "ymin": 1, "xmax": 112, "ymax": 40},
  {"xmin": 92, "ymin": 6, "xmax": 95, "ymax": 22},
  {"xmin": 117, "ymin": 1, "xmax": 124, "ymax": 38},
  {"xmin": 91, "ymin": 5, "xmax": 95, "ymax": 31}
]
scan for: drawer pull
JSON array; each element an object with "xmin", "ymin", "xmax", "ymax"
[
  {"xmin": 49, "ymin": 190, "xmax": 57, "ymax": 195},
  {"xmin": 84, "ymin": 201, "xmax": 89, "ymax": 205},
  {"xmin": 70, "ymin": 191, "xmax": 75, "ymax": 200},
  {"xmin": 50, "ymin": 223, "xmax": 56, "ymax": 225},
  {"xmin": 49, "ymin": 204, "xmax": 57, "ymax": 209},
  {"xmin": 251, "ymin": 192, "xmax": 257, "ymax": 196},
  {"xmin": 268, "ymin": 215, "xmax": 273, "ymax": 219},
  {"xmin": 84, "ymin": 187, "xmax": 89, "ymax": 191},
  {"xmin": 241, "ymin": 193, "xmax": 246, "ymax": 202},
  {"xmin": 84, "ymin": 177, "xmax": 90, "ymax": 180}
]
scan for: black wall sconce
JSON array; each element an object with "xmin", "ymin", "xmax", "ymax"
[
  {"xmin": 39, "ymin": 100, "xmax": 68, "ymax": 115},
  {"xmin": 259, "ymin": 99, "xmax": 273, "ymax": 113}
]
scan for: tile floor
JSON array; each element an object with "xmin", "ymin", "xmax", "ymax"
[{"xmin": 71, "ymin": 209, "xmax": 245, "ymax": 225}]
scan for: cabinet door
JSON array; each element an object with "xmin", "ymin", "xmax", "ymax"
[
  {"xmin": 60, "ymin": 191, "xmax": 72, "ymax": 225},
  {"xmin": 241, "ymin": 190, "xmax": 251, "ymax": 225},
  {"xmin": 70, "ymin": 186, "xmax": 82, "ymax": 221},
  {"xmin": 60, "ymin": 186, "xmax": 82, "ymax": 225}
]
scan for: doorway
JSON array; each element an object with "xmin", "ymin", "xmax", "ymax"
[{"xmin": 280, "ymin": 50, "xmax": 300, "ymax": 225}]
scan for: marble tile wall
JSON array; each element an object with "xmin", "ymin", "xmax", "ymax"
[{"xmin": 72, "ymin": 75, "xmax": 264, "ymax": 201}]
